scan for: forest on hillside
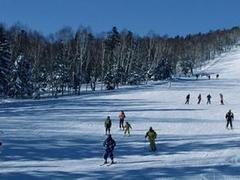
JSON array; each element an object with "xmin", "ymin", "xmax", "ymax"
[{"xmin": 1, "ymin": 23, "xmax": 240, "ymax": 98}]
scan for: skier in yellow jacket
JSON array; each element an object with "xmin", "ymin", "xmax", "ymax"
[{"xmin": 145, "ymin": 127, "xmax": 157, "ymax": 151}]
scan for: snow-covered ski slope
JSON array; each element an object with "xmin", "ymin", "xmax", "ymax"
[{"xmin": 1, "ymin": 48, "xmax": 240, "ymax": 180}]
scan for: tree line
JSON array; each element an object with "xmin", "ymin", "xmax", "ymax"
[{"xmin": 1, "ymin": 23, "xmax": 240, "ymax": 98}]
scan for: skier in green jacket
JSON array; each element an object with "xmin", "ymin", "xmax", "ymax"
[{"xmin": 105, "ymin": 116, "xmax": 112, "ymax": 135}]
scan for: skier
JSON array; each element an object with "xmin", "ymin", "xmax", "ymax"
[
  {"xmin": 118, "ymin": 111, "xmax": 126, "ymax": 130},
  {"xmin": 206, "ymin": 94, "xmax": 212, "ymax": 104},
  {"xmin": 220, "ymin": 93, "xmax": 224, "ymax": 105},
  {"xmin": 104, "ymin": 116, "xmax": 112, "ymax": 135},
  {"xmin": 124, "ymin": 122, "xmax": 132, "ymax": 136},
  {"xmin": 197, "ymin": 94, "xmax": 202, "ymax": 104},
  {"xmin": 145, "ymin": 127, "xmax": 157, "ymax": 151},
  {"xmin": 185, "ymin": 94, "xmax": 190, "ymax": 104},
  {"xmin": 225, "ymin": 110, "xmax": 234, "ymax": 129},
  {"xmin": 216, "ymin": 74, "xmax": 219, "ymax": 79},
  {"xmin": 103, "ymin": 134, "xmax": 116, "ymax": 164}
]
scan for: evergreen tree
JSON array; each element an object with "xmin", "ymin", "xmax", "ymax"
[
  {"xmin": 0, "ymin": 27, "xmax": 12, "ymax": 96},
  {"xmin": 9, "ymin": 55, "xmax": 33, "ymax": 98}
]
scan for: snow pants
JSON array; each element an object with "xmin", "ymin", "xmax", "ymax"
[
  {"xmin": 226, "ymin": 120, "xmax": 233, "ymax": 129},
  {"xmin": 119, "ymin": 119, "xmax": 124, "ymax": 129},
  {"xmin": 104, "ymin": 148, "xmax": 114, "ymax": 161},
  {"xmin": 149, "ymin": 140, "xmax": 156, "ymax": 151},
  {"xmin": 105, "ymin": 126, "xmax": 111, "ymax": 134},
  {"xmin": 124, "ymin": 128, "xmax": 130, "ymax": 135},
  {"xmin": 221, "ymin": 100, "xmax": 224, "ymax": 105}
]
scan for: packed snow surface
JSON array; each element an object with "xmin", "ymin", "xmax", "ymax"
[{"xmin": 1, "ymin": 48, "xmax": 240, "ymax": 179}]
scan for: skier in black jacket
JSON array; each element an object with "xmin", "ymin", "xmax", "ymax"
[
  {"xmin": 207, "ymin": 94, "xmax": 212, "ymax": 104},
  {"xmin": 185, "ymin": 94, "xmax": 190, "ymax": 104},
  {"xmin": 225, "ymin": 110, "xmax": 234, "ymax": 129},
  {"xmin": 103, "ymin": 134, "xmax": 116, "ymax": 164}
]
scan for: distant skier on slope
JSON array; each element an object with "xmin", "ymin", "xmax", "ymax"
[
  {"xmin": 207, "ymin": 94, "xmax": 212, "ymax": 104},
  {"xmin": 225, "ymin": 110, "xmax": 234, "ymax": 130},
  {"xmin": 118, "ymin": 110, "xmax": 126, "ymax": 130},
  {"xmin": 124, "ymin": 122, "xmax": 132, "ymax": 136},
  {"xmin": 103, "ymin": 134, "xmax": 116, "ymax": 164},
  {"xmin": 185, "ymin": 94, "xmax": 190, "ymax": 104},
  {"xmin": 220, "ymin": 93, "xmax": 224, "ymax": 105},
  {"xmin": 197, "ymin": 94, "xmax": 202, "ymax": 104},
  {"xmin": 105, "ymin": 116, "xmax": 112, "ymax": 135},
  {"xmin": 145, "ymin": 127, "xmax": 157, "ymax": 151}
]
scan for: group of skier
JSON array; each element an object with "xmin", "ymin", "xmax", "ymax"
[
  {"xmin": 103, "ymin": 101, "xmax": 235, "ymax": 164},
  {"xmin": 103, "ymin": 111, "xmax": 157, "ymax": 164},
  {"xmin": 185, "ymin": 93, "xmax": 224, "ymax": 105},
  {"xmin": 104, "ymin": 111, "xmax": 132, "ymax": 136}
]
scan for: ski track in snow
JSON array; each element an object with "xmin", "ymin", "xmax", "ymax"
[{"xmin": 1, "ymin": 48, "xmax": 240, "ymax": 179}]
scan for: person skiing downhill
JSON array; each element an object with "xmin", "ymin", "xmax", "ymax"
[
  {"xmin": 207, "ymin": 94, "xmax": 212, "ymax": 104},
  {"xmin": 185, "ymin": 94, "xmax": 190, "ymax": 104},
  {"xmin": 124, "ymin": 122, "xmax": 132, "ymax": 136},
  {"xmin": 105, "ymin": 116, "xmax": 112, "ymax": 135},
  {"xmin": 103, "ymin": 134, "xmax": 116, "ymax": 164},
  {"xmin": 197, "ymin": 94, "xmax": 202, "ymax": 104},
  {"xmin": 118, "ymin": 111, "xmax": 126, "ymax": 130},
  {"xmin": 220, "ymin": 93, "xmax": 224, "ymax": 105},
  {"xmin": 225, "ymin": 110, "xmax": 234, "ymax": 129},
  {"xmin": 145, "ymin": 127, "xmax": 157, "ymax": 151}
]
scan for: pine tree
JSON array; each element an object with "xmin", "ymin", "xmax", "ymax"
[
  {"xmin": 0, "ymin": 27, "xmax": 12, "ymax": 96},
  {"xmin": 8, "ymin": 55, "xmax": 33, "ymax": 98}
]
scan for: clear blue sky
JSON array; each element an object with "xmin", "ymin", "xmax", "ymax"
[{"xmin": 1, "ymin": 0, "xmax": 240, "ymax": 37}]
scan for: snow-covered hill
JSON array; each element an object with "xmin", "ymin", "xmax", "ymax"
[
  {"xmin": 196, "ymin": 46, "xmax": 240, "ymax": 79},
  {"xmin": 1, "ymin": 47, "xmax": 240, "ymax": 179}
]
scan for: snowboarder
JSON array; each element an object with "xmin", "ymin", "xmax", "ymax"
[
  {"xmin": 216, "ymin": 74, "xmax": 219, "ymax": 79},
  {"xmin": 197, "ymin": 94, "xmax": 202, "ymax": 104},
  {"xmin": 103, "ymin": 134, "xmax": 116, "ymax": 164},
  {"xmin": 220, "ymin": 93, "xmax": 224, "ymax": 105},
  {"xmin": 124, "ymin": 122, "xmax": 132, "ymax": 136},
  {"xmin": 208, "ymin": 75, "xmax": 211, "ymax": 80},
  {"xmin": 145, "ymin": 127, "xmax": 157, "ymax": 151},
  {"xmin": 225, "ymin": 110, "xmax": 234, "ymax": 129},
  {"xmin": 206, "ymin": 94, "xmax": 212, "ymax": 104},
  {"xmin": 185, "ymin": 94, "xmax": 190, "ymax": 104},
  {"xmin": 105, "ymin": 116, "xmax": 112, "ymax": 135},
  {"xmin": 118, "ymin": 111, "xmax": 126, "ymax": 130}
]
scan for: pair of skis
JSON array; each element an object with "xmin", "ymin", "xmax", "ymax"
[{"xmin": 100, "ymin": 162, "xmax": 117, "ymax": 166}]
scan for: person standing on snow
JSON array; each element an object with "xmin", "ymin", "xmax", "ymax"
[
  {"xmin": 118, "ymin": 110, "xmax": 126, "ymax": 130},
  {"xmin": 207, "ymin": 94, "xmax": 212, "ymax": 104},
  {"xmin": 220, "ymin": 93, "xmax": 224, "ymax": 105},
  {"xmin": 103, "ymin": 134, "xmax": 116, "ymax": 164},
  {"xmin": 225, "ymin": 110, "xmax": 234, "ymax": 129},
  {"xmin": 145, "ymin": 127, "xmax": 157, "ymax": 151},
  {"xmin": 185, "ymin": 94, "xmax": 190, "ymax": 104},
  {"xmin": 105, "ymin": 116, "xmax": 112, "ymax": 135},
  {"xmin": 124, "ymin": 122, "xmax": 132, "ymax": 136},
  {"xmin": 197, "ymin": 94, "xmax": 202, "ymax": 104}
]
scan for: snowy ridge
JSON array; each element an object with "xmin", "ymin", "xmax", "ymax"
[{"xmin": 0, "ymin": 48, "xmax": 240, "ymax": 179}]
